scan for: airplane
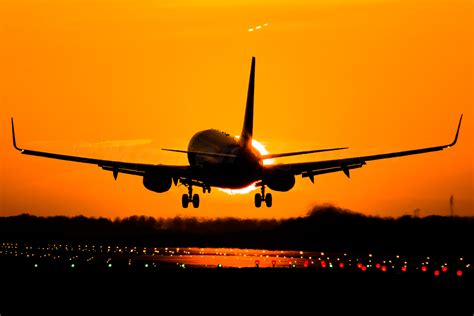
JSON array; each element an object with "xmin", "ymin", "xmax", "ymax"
[{"xmin": 11, "ymin": 57, "xmax": 462, "ymax": 208}]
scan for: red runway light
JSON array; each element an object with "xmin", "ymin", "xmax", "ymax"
[
  {"xmin": 401, "ymin": 266, "xmax": 407, "ymax": 272},
  {"xmin": 434, "ymin": 270, "xmax": 440, "ymax": 277},
  {"xmin": 421, "ymin": 266, "xmax": 427, "ymax": 272},
  {"xmin": 321, "ymin": 261, "xmax": 327, "ymax": 268},
  {"xmin": 375, "ymin": 263, "xmax": 381, "ymax": 269},
  {"xmin": 381, "ymin": 266, "xmax": 387, "ymax": 272},
  {"xmin": 456, "ymin": 270, "xmax": 463, "ymax": 277},
  {"xmin": 361, "ymin": 266, "xmax": 367, "ymax": 272},
  {"xmin": 339, "ymin": 262, "xmax": 345, "ymax": 269},
  {"xmin": 304, "ymin": 260, "xmax": 309, "ymax": 268},
  {"xmin": 271, "ymin": 260, "xmax": 276, "ymax": 267},
  {"xmin": 442, "ymin": 266, "xmax": 448, "ymax": 273},
  {"xmin": 357, "ymin": 263, "xmax": 362, "ymax": 269},
  {"xmin": 255, "ymin": 260, "xmax": 260, "ymax": 266}
]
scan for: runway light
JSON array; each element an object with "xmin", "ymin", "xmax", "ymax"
[
  {"xmin": 339, "ymin": 262, "xmax": 345, "ymax": 269},
  {"xmin": 381, "ymin": 266, "xmax": 387, "ymax": 272},
  {"xmin": 145, "ymin": 264, "xmax": 149, "ymax": 268},
  {"xmin": 272, "ymin": 260, "xmax": 276, "ymax": 267},
  {"xmin": 357, "ymin": 263, "xmax": 362, "ymax": 269},
  {"xmin": 304, "ymin": 260, "xmax": 309, "ymax": 268},
  {"xmin": 442, "ymin": 266, "xmax": 448, "ymax": 273},
  {"xmin": 434, "ymin": 270, "xmax": 440, "ymax": 277},
  {"xmin": 456, "ymin": 270, "xmax": 463, "ymax": 277},
  {"xmin": 361, "ymin": 266, "xmax": 367, "ymax": 272},
  {"xmin": 108, "ymin": 263, "xmax": 112, "ymax": 268},
  {"xmin": 255, "ymin": 260, "xmax": 260, "ymax": 267},
  {"xmin": 401, "ymin": 266, "xmax": 407, "ymax": 272},
  {"xmin": 71, "ymin": 263, "xmax": 75, "ymax": 268},
  {"xmin": 217, "ymin": 264, "xmax": 222, "ymax": 268},
  {"xmin": 375, "ymin": 263, "xmax": 381, "ymax": 269},
  {"xmin": 421, "ymin": 266, "xmax": 427, "ymax": 272},
  {"xmin": 34, "ymin": 264, "xmax": 38, "ymax": 268},
  {"xmin": 321, "ymin": 261, "xmax": 327, "ymax": 268}
]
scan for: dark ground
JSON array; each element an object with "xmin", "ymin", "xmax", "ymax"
[{"xmin": 0, "ymin": 205, "xmax": 472, "ymax": 313}]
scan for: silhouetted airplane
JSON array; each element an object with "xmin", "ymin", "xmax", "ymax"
[{"xmin": 11, "ymin": 57, "xmax": 462, "ymax": 208}]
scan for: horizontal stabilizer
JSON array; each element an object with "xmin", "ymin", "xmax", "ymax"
[
  {"xmin": 260, "ymin": 147, "xmax": 348, "ymax": 160},
  {"xmin": 162, "ymin": 148, "xmax": 237, "ymax": 158}
]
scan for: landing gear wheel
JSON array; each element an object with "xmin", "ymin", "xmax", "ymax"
[
  {"xmin": 181, "ymin": 194, "xmax": 189, "ymax": 208},
  {"xmin": 255, "ymin": 193, "xmax": 262, "ymax": 208},
  {"xmin": 192, "ymin": 194, "xmax": 200, "ymax": 208},
  {"xmin": 265, "ymin": 193, "xmax": 272, "ymax": 207}
]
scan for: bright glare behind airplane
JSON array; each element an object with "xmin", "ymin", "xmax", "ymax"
[{"xmin": 11, "ymin": 57, "xmax": 462, "ymax": 208}]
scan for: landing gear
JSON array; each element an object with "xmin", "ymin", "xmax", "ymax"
[
  {"xmin": 182, "ymin": 185, "xmax": 200, "ymax": 208},
  {"xmin": 254, "ymin": 185, "xmax": 272, "ymax": 208},
  {"xmin": 255, "ymin": 193, "xmax": 262, "ymax": 208},
  {"xmin": 265, "ymin": 192, "xmax": 272, "ymax": 207},
  {"xmin": 192, "ymin": 194, "xmax": 200, "ymax": 208},
  {"xmin": 182, "ymin": 194, "xmax": 189, "ymax": 208}
]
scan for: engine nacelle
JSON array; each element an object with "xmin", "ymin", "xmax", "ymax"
[
  {"xmin": 143, "ymin": 174, "xmax": 172, "ymax": 193},
  {"xmin": 264, "ymin": 171, "xmax": 295, "ymax": 192}
]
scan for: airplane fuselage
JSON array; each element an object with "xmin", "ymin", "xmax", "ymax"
[{"xmin": 187, "ymin": 129, "xmax": 262, "ymax": 189}]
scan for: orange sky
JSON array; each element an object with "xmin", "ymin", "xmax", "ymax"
[{"xmin": 0, "ymin": 0, "xmax": 472, "ymax": 219}]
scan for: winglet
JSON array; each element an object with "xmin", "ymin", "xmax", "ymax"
[
  {"xmin": 11, "ymin": 117, "xmax": 23, "ymax": 152},
  {"xmin": 448, "ymin": 114, "xmax": 463, "ymax": 148}
]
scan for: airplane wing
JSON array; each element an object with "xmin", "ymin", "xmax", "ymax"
[
  {"xmin": 266, "ymin": 115, "xmax": 463, "ymax": 183},
  {"xmin": 11, "ymin": 118, "xmax": 191, "ymax": 180},
  {"xmin": 260, "ymin": 147, "xmax": 348, "ymax": 160}
]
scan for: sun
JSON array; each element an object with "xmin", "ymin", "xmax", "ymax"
[{"xmin": 218, "ymin": 137, "xmax": 275, "ymax": 195}]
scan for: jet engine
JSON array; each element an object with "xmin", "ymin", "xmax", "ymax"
[
  {"xmin": 143, "ymin": 174, "xmax": 172, "ymax": 193},
  {"xmin": 264, "ymin": 171, "xmax": 295, "ymax": 192}
]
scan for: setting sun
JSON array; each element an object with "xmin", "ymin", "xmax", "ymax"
[{"xmin": 219, "ymin": 137, "xmax": 275, "ymax": 195}]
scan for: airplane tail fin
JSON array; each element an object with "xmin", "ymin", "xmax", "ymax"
[{"xmin": 240, "ymin": 57, "xmax": 255, "ymax": 148}]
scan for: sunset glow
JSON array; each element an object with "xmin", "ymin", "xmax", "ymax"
[{"xmin": 0, "ymin": 0, "xmax": 472, "ymax": 218}]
